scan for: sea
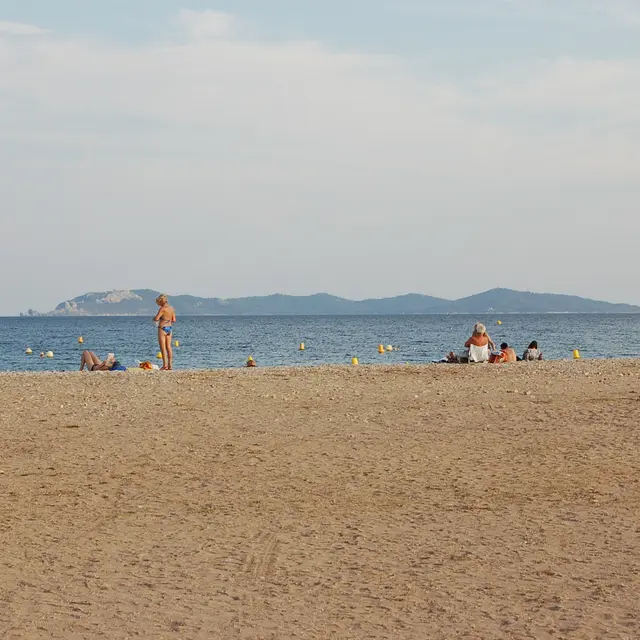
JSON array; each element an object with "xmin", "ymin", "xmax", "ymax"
[{"xmin": 1, "ymin": 314, "xmax": 639, "ymax": 372}]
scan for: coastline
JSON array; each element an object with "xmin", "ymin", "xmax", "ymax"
[
  {"xmin": 11, "ymin": 310, "xmax": 640, "ymax": 317},
  {"xmin": 1, "ymin": 360, "xmax": 639, "ymax": 638},
  {"xmin": 1, "ymin": 356, "xmax": 639, "ymax": 376}
]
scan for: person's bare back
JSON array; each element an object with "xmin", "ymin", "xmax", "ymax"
[{"xmin": 155, "ymin": 303, "xmax": 175, "ymax": 327}]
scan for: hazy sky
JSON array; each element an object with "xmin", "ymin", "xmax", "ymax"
[{"xmin": 1, "ymin": 0, "xmax": 639, "ymax": 314}]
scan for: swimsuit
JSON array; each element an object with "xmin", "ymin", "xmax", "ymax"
[{"xmin": 161, "ymin": 326, "xmax": 172, "ymax": 336}]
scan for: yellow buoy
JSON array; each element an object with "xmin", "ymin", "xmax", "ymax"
[
  {"xmin": 386, "ymin": 345, "xmax": 393, "ymax": 352},
  {"xmin": 573, "ymin": 349, "xmax": 581, "ymax": 360},
  {"xmin": 45, "ymin": 351, "xmax": 54, "ymax": 358},
  {"xmin": 25, "ymin": 347, "xmax": 33, "ymax": 355},
  {"xmin": 156, "ymin": 352, "xmax": 163, "ymax": 359},
  {"xmin": 174, "ymin": 340, "xmax": 180, "ymax": 347},
  {"xmin": 299, "ymin": 342, "xmax": 305, "ymax": 351},
  {"xmin": 351, "ymin": 357, "xmax": 359, "ymax": 365},
  {"xmin": 78, "ymin": 336, "xmax": 84, "ymax": 344},
  {"xmin": 497, "ymin": 320, "xmax": 502, "ymax": 326},
  {"xmin": 378, "ymin": 344, "xmax": 385, "ymax": 354}
]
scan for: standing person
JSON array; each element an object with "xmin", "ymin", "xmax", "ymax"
[{"xmin": 154, "ymin": 294, "xmax": 176, "ymax": 370}]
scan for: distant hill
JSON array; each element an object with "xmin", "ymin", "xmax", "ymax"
[
  {"xmin": 450, "ymin": 289, "xmax": 640, "ymax": 314},
  {"xmin": 35, "ymin": 288, "xmax": 640, "ymax": 316}
]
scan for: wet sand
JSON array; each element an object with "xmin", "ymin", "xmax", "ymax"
[{"xmin": 1, "ymin": 360, "xmax": 639, "ymax": 639}]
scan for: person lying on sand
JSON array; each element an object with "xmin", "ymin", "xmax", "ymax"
[{"xmin": 79, "ymin": 351, "xmax": 122, "ymax": 372}]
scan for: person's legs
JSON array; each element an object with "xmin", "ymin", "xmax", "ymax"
[
  {"xmin": 158, "ymin": 328, "xmax": 169, "ymax": 369},
  {"xmin": 165, "ymin": 332, "xmax": 173, "ymax": 370},
  {"xmin": 80, "ymin": 351, "xmax": 101, "ymax": 371}
]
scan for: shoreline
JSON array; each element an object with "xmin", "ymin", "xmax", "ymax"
[
  {"xmin": 1, "ymin": 356, "xmax": 639, "ymax": 376},
  {"xmin": 10, "ymin": 310, "xmax": 640, "ymax": 318}
]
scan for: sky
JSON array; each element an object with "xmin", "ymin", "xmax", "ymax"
[{"xmin": 1, "ymin": 0, "xmax": 639, "ymax": 314}]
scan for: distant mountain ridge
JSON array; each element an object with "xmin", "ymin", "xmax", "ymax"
[{"xmin": 34, "ymin": 288, "xmax": 640, "ymax": 316}]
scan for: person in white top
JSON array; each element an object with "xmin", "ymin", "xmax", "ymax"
[{"xmin": 522, "ymin": 340, "xmax": 543, "ymax": 361}]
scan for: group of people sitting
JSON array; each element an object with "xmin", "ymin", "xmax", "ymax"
[{"xmin": 445, "ymin": 323, "xmax": 543, "ymax": 364}]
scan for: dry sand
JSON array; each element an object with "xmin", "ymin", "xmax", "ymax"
[{"xmin": 1, "ymin": 360, "xmax": 639, "ymax": 639}]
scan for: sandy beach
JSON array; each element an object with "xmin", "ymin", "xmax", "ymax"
[{"xmin": 1, "ymin": 360, "xmax": 639, "ymax": 639}]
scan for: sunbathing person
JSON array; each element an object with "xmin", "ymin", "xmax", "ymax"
[{"xmin": 79, "ymin": 351, "xmax": 122, "ymax": 371}]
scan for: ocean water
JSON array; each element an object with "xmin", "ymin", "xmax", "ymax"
[{"xmin": 1, "ymin": 314, "xmax": 639, "ymax": 372}]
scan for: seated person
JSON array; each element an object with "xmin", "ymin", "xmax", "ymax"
[
  {"xmin": 522, "ymin": 341, "xmax": 543, "ymax": 361},
  {"xmin": 499, "ymin": 342, "xmax": 518, "ymax": 362},
  {"xmin": 447, "ymin": 323, "xmax": 496, "ymax": 363},
  {"xmin": 80, "ymin": 351, "xmax": 124, "ymax": 371},
  {"xmin": 465, "ymin": 323, "xmax": 496, "ymax": 351}
]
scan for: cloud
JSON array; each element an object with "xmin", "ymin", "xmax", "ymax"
[
  {"xmin": 475, "ymin": 58, "xmax": 640, "ymax": 117},
  {"xmin": 178, "ymin": 10, "xmax": 235, "ymax": 40},
  {"xmin": 0, "ymin": 12, "xmax": 637, "ymax": 182},
  {"xmin": 396, "ymin": 0, "xmax": 640, "ymax": 28},
  {"xmin": 596, "ymin": 0, "xmax": 640, "ymax": 27},
  {"xmin": 0, "ymin": 10, "xmax": 639, "ymax": 312},
  {"xmin": 0, "ymin": 20, "xmax": 48, "ymax": 36}
]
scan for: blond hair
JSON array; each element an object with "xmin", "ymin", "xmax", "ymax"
[
  {"xmin": 474, "ymin": 323, "xmax": 486, "ymax": 335},
  {"xmin": 156, "ymin": 294, "xmax": 168, "ymax": 305}
]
